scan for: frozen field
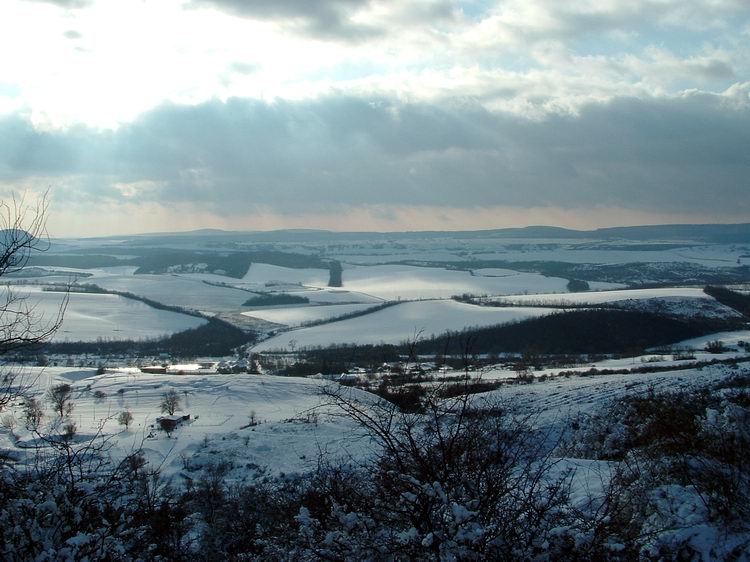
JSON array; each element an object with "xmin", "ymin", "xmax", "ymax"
[
  {"xmin": 471, "ymin": 243, "xmax": 747, "ymax": 267},
  {"xmin": 6, "ymin": 265, "xmax": 139, "ymax": 286},
  {"xmin": 459, "ymin": 348, "xmax": 748, "ymax": 383},
  {"xmin": 334, "ymin": 252, "xmax": 465, "ymax": 264},
  {"xmin": 242, "ymin": 303, "xmax": 381, "ymax": 327},
  {"xmin": 253, "ymin": 300, "xmax": 558, "ymax": 351},
  {"xmin": 285, "ymin": 288, "xmax": 384, "ymax": 304},
  {"xmin": 492, "ymin": 287, "xmax": 713, "ymax": 305},
  {"xmin": 1, "ymin": 286, "xmax": 206, "ymax": 342},
  {"xmin": 341, "ymin": 264, "xmax": 573, "ymax": 300},
  {"xmin": 242, "ymin": 263, "xmax": 330, "ymax": 287},
  {"xmin": 471, "ymin": 268, "xmax": 621, "ymax": 291},
  {"xmin": 92, "ymin": 274, "xmax": 252, "ymax": 314},
  {"xmin": 9, "ymin": 265, "xmax": 253, "ymax": 315},
  {"xmin": 476, "ymin": 361, "xmax": 744, "ymax": 424},
  {"xmin": 0, "ymin": 369, "xmax": 369, "ymax": 481},
  {"xmin": 675, "ymin": 329, "xmax": 750, "ymax": 350},
  {"xmin": 2, "ymin": 358, "xmax": 746, "ymax": 483}
]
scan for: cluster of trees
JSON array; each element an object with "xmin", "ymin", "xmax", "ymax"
[
  {"xmin": 410, "ymin": 309, "xmax": 741, "ymax": 355},
  {"xmin": 298, "ymin": 301, "xmax": 399, "ymax": 329},
  {"xmin": 30, "ymin": 245, "xmax": 343, "ymax": 281},
  {"xmin": 704, "ymin": 285, "xmax": 750, "ymax": 318},
  {"xmin": 327, "ymin": 260, "xmax": 343, "ymax": 287},
  {"xmin": 281, "ymin": 309, "xmax": 742, "ymax": 367},
  {"xmin": 423, "ymin": 258, "xmax": 750, "ymax": 287},
  {"xmin": 243, "ymin": 293, "xmax": 310, "ymax": 306},
  {"xmin": 34, "ymin": 318, "xmax": 255, "ymax": 358},
  {"xmin": 566, "ymin": 278, "xmax": 590, "ymax": 292}
]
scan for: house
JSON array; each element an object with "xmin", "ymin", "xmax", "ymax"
[
  {"xmin": 155, "ymin": 414, "xmax": 190, "ymax": 432},
  {"xmin": 141, "ymin": 365, "xmax": 168, "ymax": 374},
  {"xmin": 216, "ymin": 359, "xmax": 249, "ymax": 374}
]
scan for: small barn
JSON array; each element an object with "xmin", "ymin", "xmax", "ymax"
[{"xmin": 156, "ymin": 414, "xmax": 190, "ymax": 432}]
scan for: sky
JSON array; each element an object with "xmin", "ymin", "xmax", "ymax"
[{"xmin": 0, "ymin": 0, "xmax": 748, "ymax": 237}]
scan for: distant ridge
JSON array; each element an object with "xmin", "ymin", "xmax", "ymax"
[
  {"xmin": 594, "ymin": 223, "xmax": 750, "ymax": 243},
  {"xmin": 68, "ymin": 223, "xmax": 750, "ymax": 245}
]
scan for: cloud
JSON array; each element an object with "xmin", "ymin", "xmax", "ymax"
[
  {"xmin": 3, "ymin": 0, "xmax": 746, "ymax": 130},
  {"xmin": 1, "ymin": 88, "xmax": 749, "ymax": 222},
  {"xmin": 486, "ymin": 0, "xmax": 747, "ymax": 39},
  {"xmin": 229, "ymin": 62, "xmax": 257, "ymax": 75},
  {"xmin": 188, "ymin": 0, "xmax": 461, "ymax": 43},
  {"xmin": 62, "ymin": 29, "xmax": 82, "ymax": 40},
  {"xmin": 25, "ymin": 0, "xmax": 91, "ymax": 7},
  {"xmin": 188, "ymin": 0, "xmax": 381, "ymax": 41}
]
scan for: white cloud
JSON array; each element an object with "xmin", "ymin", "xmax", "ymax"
[{"xmin": 0, "ymin": 0, "xmax": 747, "ymax": 127}]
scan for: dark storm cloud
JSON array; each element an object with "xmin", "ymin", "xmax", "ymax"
[
  {"xmin": 0, "ymin": 115, "xmax": 82, "ymax": 176},
  {"xmin": 2, "ymin": 92, "xmax": 749, "ymax": 217},
  {"xmin": 188, "ymin": 0, "xmax": 381, "ymax": 41}
]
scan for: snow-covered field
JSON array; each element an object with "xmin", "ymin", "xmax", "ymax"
[
  {"xmin": 0, "ymin": 369, "xmax": 369, "ymax": 481},
  {"xmin": 1, "ymin": 286, "xmax": 206, "ymax": 342},
  {"xmin": 464, "ymin": 348, "xmax": 749, "ymax": 383},
  {"xmin": 283, "ymin": 288, "xmax": 384, "ymax": 304},
  {"xmin": 92, "ymin": 274, "xmax": 252, "ymax": 314},
  {"xmin": 2, "ymin": 357, "xmax": 746, "ymax": 482},
  {"xmin": 676, "ymin": 329, "xmax": 750, "ymax": 350},
  {"xmin": 492, "ymin": 287, "xmax": 713, "ymax": 305},
  {"xmin": 253, "ymin": 300, "xmax": 558, "ymax": 351},
  {"xmin": 242, "ymin": 263, "xmax": 330, "ymax": 287},
  {"xmin": 3, "ymin": 235, "xmax": 747, "ymax": 557},
  {"xmin": 341, "ymin": 264, "xmax": 573, "ymax": 300},
  {"xmin": 471, "ymin": 242, "xmax": 747, "ymax": 267},
  {"xmin": 335, "ymin": 251, "xmax": 466, "ymax": 264},
  {"xmin": 614, "ymin": 296, "xmax": 742, "ymax": 319},
  {"xmin": 1, "ymin": 354, "xmax": 748, "ymax": 558},
  {"xmin": 472, "ymin": 268, "xmax": 622, "ymax": 291},
  {"xmin": 476, "ymin": 361, "xmax": 745, "ymax": 424},
  {"xmin": 10, "ymin": 265, "xmax": 254, "ymax": 316},
  {"xmin": 242, "ymin": 303, "xmax": 381, "ymax": 327}
]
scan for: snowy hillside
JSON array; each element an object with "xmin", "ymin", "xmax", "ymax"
[
  {"xmin": 253, "ymin": 300, "xmax": 560, "ymax": 350},
  {"xmin": 0, "ymin": 286, "xmax": 206, "ymax": 342},
  {"xmin": 0, "ymin": 369, "xmax": 371, "ymax": 481}
]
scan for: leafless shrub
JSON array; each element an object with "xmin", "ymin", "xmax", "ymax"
[
  {"xmin": 118, "ymin": 409, "xmax": 134, "ymax": 430},
  {"xmin": 305, "ymin": 384, "xmax": 573, "ymax": 559},
  {"xmin": 46, "ymin": 383, "xmax": 74, "ymax": 418},
  {"xmin": 23, "ymin": 396, "xmax": 44, "ymax": 430},
  {"xmin": 1, "ymin": 413, "xmax": 17, "ymax": 439}
]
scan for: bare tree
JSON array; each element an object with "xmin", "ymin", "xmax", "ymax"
[
  {"xmin": 0, "ymin": 194, "xmax": 66, "ymax": 348},
  {"xmin": 0, "ymin": 193, "xmax": 67, "ymax": 411},
  {"xmin": 0, "ymin": 197, "xmax": 197, "ymax": 560},
  {"xmin": 23, "ymin": 396, "xmax": 44, "ymax": 430},
  {"xmin": 61, "ymin": 420, "xmax": 77, "ymax": 441},
  {"xmin": 46, "ymin": 383, "xmax": 74, "ymax": 418},
  {"xmin": 160, "ymin": 389, "xmax": 181, "ymax": 415},
  {"xmin": 1, "ymin": 413, "xmax": 17, "ymax": 439},
  {"xmin": 118, "ymin": 409, "xmax": 134, "ymax": 430}
]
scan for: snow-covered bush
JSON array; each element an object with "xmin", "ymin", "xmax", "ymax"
[
  {"xmin": 287, "ymin": 386, "xmax": 576, "ymax": 560},
  {"xmin": 0, "ymin": 435, "xmax": 191, "ymax": 561},
  {"xmin": 562, "ymin": 377, "xmax": 750, "ymax": 559}
]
